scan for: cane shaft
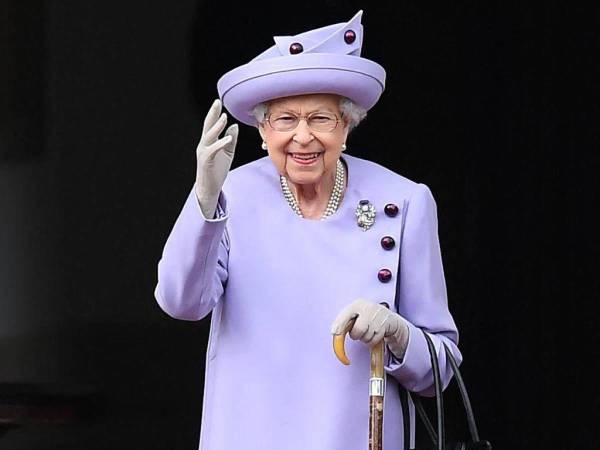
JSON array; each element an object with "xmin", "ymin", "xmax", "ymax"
[{"xmin": 369, "ymin": 339, "xmax": 385, "ymax": 450}]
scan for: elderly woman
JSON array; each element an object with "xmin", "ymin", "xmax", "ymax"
[{"xmin": 155, "ymin": 11, "xmax": 461, "ymax": 450}]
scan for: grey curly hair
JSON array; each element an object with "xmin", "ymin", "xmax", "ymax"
[{"xmin": 251, "ymin": 96, "xmax": 367, "ymax": 132}]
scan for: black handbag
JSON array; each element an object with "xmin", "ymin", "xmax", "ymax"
[{"xmin": 396, "ymin": 329, "xmax": 492, "ymax": 450}]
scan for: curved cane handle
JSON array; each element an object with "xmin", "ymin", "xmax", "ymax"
[{"xmin": 333, "ymin": 316, "xmax": 357, "ymax": 365}]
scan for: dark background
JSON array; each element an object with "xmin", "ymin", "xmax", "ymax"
[{"xmin": 1, "ymin": 1, "xmax": 596, "ymax": 449}]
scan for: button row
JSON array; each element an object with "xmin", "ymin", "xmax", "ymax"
[{"xmin": 378, "ymin": 203, "xmax": 399, "ymax": 283}]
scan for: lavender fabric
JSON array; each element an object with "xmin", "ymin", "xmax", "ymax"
[
  {"xmin": 217, "ymin": 10, "xmax": 386, "ymax": 126},
  {"xmin": 154, "ymin": 154, "xmax": 461, "ymax": 450}
]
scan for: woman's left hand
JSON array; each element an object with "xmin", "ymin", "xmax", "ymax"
[{"xmin": 331, "ymin": 299, "xmax": 410, "ymax": 359}]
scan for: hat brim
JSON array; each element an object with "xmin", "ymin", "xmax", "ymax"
[{"xmin": 217, "ymin": 54, "xmax": 386, "ymax": 126}]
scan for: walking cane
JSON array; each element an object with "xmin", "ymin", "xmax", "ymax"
[{"xmin": 333, "ymin": 303, "xmax": 388, "ymax": 450}]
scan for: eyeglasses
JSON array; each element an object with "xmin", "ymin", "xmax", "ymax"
[{"xmin": 266, "ymin": 111, "xmax": 341, "ymax": 133}]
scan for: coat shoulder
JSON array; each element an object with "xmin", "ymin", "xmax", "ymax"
[{"xmin": 345, "ymin": 154, "xmax": 422, "ymax": 196}]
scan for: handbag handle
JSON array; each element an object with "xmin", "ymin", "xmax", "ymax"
[
  {"xmin": 422, "ymin": 330, "xmax": 445, "ymax": 450},
  {"xmin": 442, "ymin": 343, "xmax": 480, "ymax": 442},
  {"xmin": 401, "ymin": 330, "xmax": 482, "ymax": 449}
]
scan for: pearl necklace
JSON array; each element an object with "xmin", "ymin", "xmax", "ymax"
[{"xmin": 280, "ymin": 159, "xmax": 346, "ymax": 220}]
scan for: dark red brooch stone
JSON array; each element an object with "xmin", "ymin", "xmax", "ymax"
[
  {"xmin": 378, "ymin": 269, "xmax": 392, "ymax": 283},
  {"xmin": 384, "ymin": 203, "xmax": 399, "ymax": 217},
  {"xmin": 381, "ymin": 236, "xmax": 395, "ymax": 250},
  {"xmin": 344, "ymin": 30, "xmax": 356, "ymax": 44},
  {"xmin": 289, "ymin": 42, "xmax": 304, "ymax": 54}
]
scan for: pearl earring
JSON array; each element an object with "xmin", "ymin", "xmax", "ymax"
[
  {"xmin": 341, "ymin": 143, "xmax": 347, "ymax": 152},
  {"xmin": 261, "ymin": 141, "xmax": 268, "ymax": 150}
]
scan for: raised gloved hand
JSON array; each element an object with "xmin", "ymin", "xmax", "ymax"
[
  {"xmin": 331, "ymin": 299, "xmax": 410, "ymax": 360},
  {"xmin": 195, "ymin": 99, "xmax": 239, "ymax": 218}
]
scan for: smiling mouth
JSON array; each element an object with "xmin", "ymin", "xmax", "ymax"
[
  {"xmin": 288, "ymin": 152, "xmax": 323, "ymax": 165},
  {"xmin": 289, "ymin": 152, "xmax": 322, "ymax": 160}
]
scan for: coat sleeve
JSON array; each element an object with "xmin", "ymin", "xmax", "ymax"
[
  {"xmin": 154, "ymin": 186, "xmax": 229, "ymax": 321},
  {"xmin": 384, "ymin": 183, "xmax": 462, "ymax": 396}
]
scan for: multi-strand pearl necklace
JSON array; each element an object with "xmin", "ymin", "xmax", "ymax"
[{"xmin": 280, "ymin": 159, "xmax": 346, "ymax": 220}]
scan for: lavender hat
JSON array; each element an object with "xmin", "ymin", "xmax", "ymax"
[{"xmin": 217, "ymin": 10, "xmax": 386, "ymax": 126}]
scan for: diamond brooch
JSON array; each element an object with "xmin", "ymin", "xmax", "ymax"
[{"xmin": 355, "ymin": 200, "xmax": 376, "ymax": 231}]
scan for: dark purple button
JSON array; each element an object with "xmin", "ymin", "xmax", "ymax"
[
  {"xmin": 384, "ymin": 203, "xmax": 399, "ymax": 217},
  {"xmin": 289, "ymin": 42, "xmax": 303, "ymax": 54},
  {"xmin": 381, "ymin": 236, "xmax": 395, "ymax": 250},
  {"xmin": 378, "ymin": 268, "xmax": 392, "ymax": 283},
  {"xmin": 344, "ymin": 30, "xmax": 356, "ymax": 44}
]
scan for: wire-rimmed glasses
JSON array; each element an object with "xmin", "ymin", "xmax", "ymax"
[{"xmin": 266, "ymin": 111, "xmax": 341, "ymax": 133}]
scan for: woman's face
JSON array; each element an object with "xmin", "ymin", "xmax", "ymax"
[{"xmin": 258, "ymin": 94, "xmax": 349, "ymax": 186}]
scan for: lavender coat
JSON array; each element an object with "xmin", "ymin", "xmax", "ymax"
[{"xmin": 155, "ymin": 154, "xmax": 461, "ymax": 450}]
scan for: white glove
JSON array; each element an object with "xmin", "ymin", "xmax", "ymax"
[
  {"xmin": 195, "ymin": 99, "xmax": 239, "ymax": 219},
  {"xmin": 330, "ymin": 299, "xmax": 410, "ymax": 359}
]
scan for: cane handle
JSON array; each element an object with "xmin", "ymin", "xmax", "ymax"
[{"xmin": 332, "ymin": 316, "xmax": 357, "ymax": 365}]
